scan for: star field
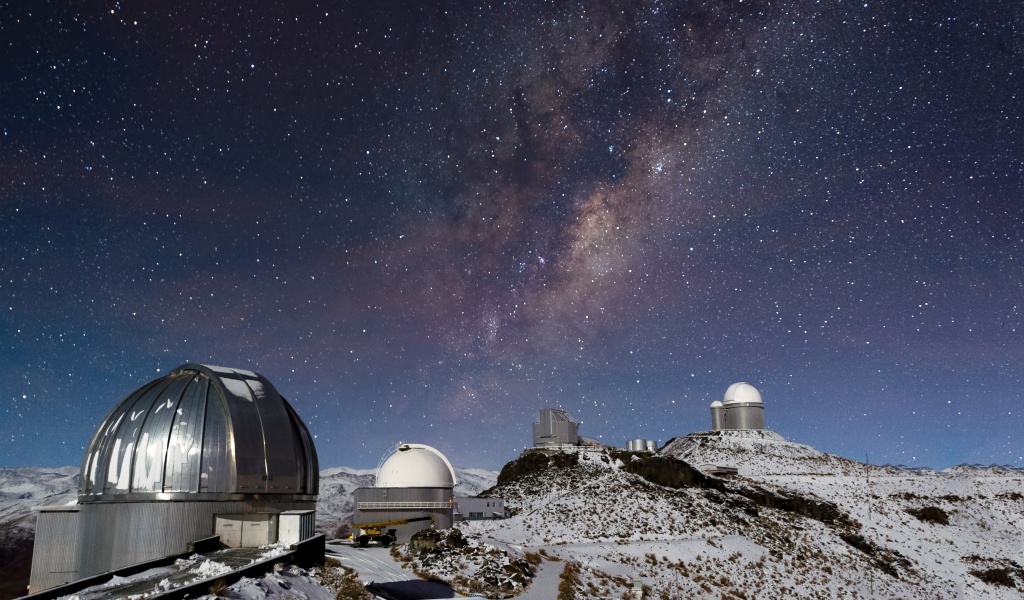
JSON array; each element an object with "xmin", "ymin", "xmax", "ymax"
[{"xmin": 2, "ymin": 0, "xmax": 1022, "ymax": 471}]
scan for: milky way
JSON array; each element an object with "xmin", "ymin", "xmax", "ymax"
[{"xmin": 2, "ymin": 0, "xmax": 1022, "ymax": 470}]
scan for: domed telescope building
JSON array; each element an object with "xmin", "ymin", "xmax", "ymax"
[
  {"xmin": 709, "ymin": 382, "xmax": 766, "ymax": 431},
  {"xmin": 29, "ymin": 364, "xmax": 319, "ymax": 592},
  {"xmin": 352, "ymin": 443, "xmax": 457, "ymax": 546}
]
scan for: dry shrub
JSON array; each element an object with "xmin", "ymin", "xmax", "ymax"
[
  {"xmin": 558, "ymin": 561, "xmax": 582, "ymax": 600},
  {"xmin": 209, "ymin": 578, "xmax": 228, "ymax": 597},
  {"xmin": 906, "ymin": 506, "xmax": 950, "ymax": 525}
]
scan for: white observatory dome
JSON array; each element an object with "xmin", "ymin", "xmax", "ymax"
[
  {"xmin": 376, "ymin": 443, "xmax": 457, "ymax": 488},
  {"xmin": 723, "ymin": 382, "xmax": 763, "ymax": 405},
  {"xmin": 709, "ymin": 400, "xmax": 724, "ymax": 408}
]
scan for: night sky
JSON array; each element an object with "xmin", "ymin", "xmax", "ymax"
[{"xmin": 2, "ymin": 1, "xmax": 1022, "ymax": 472}]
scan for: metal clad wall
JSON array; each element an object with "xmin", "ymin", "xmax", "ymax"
[
  {"xmin": 356, "ymin": 487, "xmax": 453, "ymax": 504},
  {"xmin": 75, "ymin": 503, "xmax": 114, "ymax": 578},
  {"xmin": 73, "ymin": 500, "xmax": 315, "ymax": 578},
  {"xmin": 724, "ymin": 404, "xmax": 764, "ymax": 430},
  {"xmin": 300, "ymin": 510, "xmax": 315, "ymax": 539},
  {"xmin": 29, "ymin": 509, "xmax": 80, "ymax": 592},
  {"xmin": 710, "ymin": 405, "xmax": 725, "ymax": 430},
  {"xmin": 165, "ymin": 375, "xmax": 208, "ymax": 492}
]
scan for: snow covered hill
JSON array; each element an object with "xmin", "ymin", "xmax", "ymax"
[
  {"xmin": 0, "ymin": 467, "xmax": 79, "ymax": 600},
  {"xmin": 455, "ymin": 437, "xmax": 1024, "ymax": 599},
  {"xmin": 0, "ymin": 466, "xmax": 80, "ymax": 524}
]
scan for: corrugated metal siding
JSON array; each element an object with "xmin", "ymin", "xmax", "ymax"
[
  {"xmin": 29, "ymin": 509, "xmax": 80, "ymax": 592},
  {"xmin": 299, "ymin": 511, "xmax": 315, "ymax": 539},
  {"xmin": 74, "ymin": 500, "xmax": 315, "ymax": 578}
]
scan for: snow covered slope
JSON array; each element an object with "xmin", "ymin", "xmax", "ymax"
[
  {"xmin": 459, "ymin": 442, "xmax": 1024, "ymax": 599},
  {"xmin": 0, "ymin": 466, "xmax": 79, "ymax": 524},
  {"xmin": 0, "ymin": 467, "xmax": 79, "ymax": 600}
]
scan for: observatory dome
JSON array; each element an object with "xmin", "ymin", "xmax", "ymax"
[
  {"xmin": 78, "ymin": 364, "xmax": 318, "ymax": 502},
  {"xmin": 723, "ymin": 382, "xmax": 763, "ymax": 405},
  {"xmin": 709, "ymin": 400, "xmax": 724, "ymax": 408},
  {"xmin": 376, "ymin": 443, "xmax": 457, "ymax": 488}
]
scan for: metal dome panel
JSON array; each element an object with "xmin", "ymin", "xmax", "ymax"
[
  {"xmin": 723, "ymin": 382, "xmax": 763, "ymax": 405},
  {"xmin": 78, "ymin": 364, "xmax": 318, "ymax": 502},
  {"xmin": 375, "ymin": 443, "xmax": 457, "ymax": 488}
]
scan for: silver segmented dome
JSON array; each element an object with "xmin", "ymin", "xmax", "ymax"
[{"xmin": 78, "ymin": 364, "xmax": 318, "ymax": 502}]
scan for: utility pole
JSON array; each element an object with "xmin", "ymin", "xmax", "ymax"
[{"xmin": 865, "ymin": 452, "xmax": 873, "ymax": 597}]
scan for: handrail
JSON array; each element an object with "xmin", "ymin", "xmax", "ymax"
[{"xmin": 357, "ymin": 501, "xmax": 456, "ymax": 509}]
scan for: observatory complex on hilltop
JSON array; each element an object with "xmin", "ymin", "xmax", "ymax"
[
  {"xmin": 530, "ymin": 381, "xmax": 773, "ymax": 457},
  {"xmin": 709, "ymin": 382, "xmax": 766, "ymax": 431},
  {"xmin": 29, "ymin": 364, "xmax": 319, "ymax": 593}
]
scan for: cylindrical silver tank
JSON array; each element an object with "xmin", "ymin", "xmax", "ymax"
[
  {"xmin": 632, "ymin": 438, "xmax": 645, "ymax": 452},
  {"xmin": 644, "ymin": 440, "xmax": 657, "ymax": 452},
  {"xmin": 710, "ymin": 402, "xmax": 725, "ymax": 430}
]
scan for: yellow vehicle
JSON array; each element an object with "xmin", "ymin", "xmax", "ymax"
[{"xmin": 353, "ymin": 515, "xmax": 432, "ymax": 547}]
